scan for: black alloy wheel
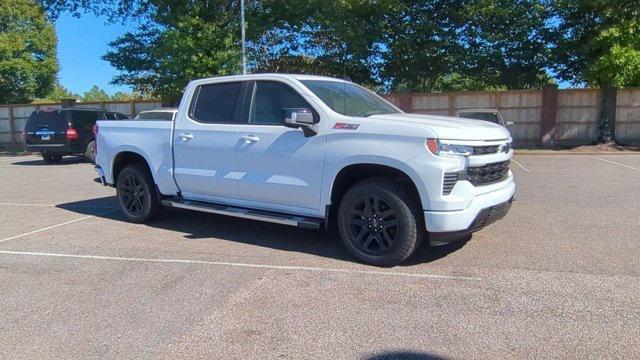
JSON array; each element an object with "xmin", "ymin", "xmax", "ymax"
[
  {"xmin": 119, "ymin": 173, "xmax": 146, "ymax": 216},
  {"xmin": 337, "ymin": 178, "xmax": 423, "ymax": 267},
  {"xmin": 347, "ymin": 195, "xmax": 399, "ymax": 256},
  {"xmin": 116, "ymin": 164, "xmax": 161, "ymax": 223}
]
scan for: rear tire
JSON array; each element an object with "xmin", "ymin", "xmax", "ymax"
[
  {"xmin": 42, "ymin": 152, "xmax": 63, "ymax": 164},
  {"xmin": 85, "ymin": 140, "xmax": 96, "ymax": 163},
  {"xmin": 116, "ymin": 164, "xmax": 161, "ymax": 223},
  {"xmin": 337, "ymin": 178, "xmax": 423, "ymax": 267}
]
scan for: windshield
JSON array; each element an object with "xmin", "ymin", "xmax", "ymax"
[
  {"xmin": 301, "ymin": 80, "xmax": 400, "ymax": 117},
  {"xmin": 459, "ymin": 112, "xmax": 501, "ymax": 125}
]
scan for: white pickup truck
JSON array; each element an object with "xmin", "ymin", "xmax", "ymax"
[{"xmin": 94, "ymin": 74, "xmax": 515, "ymax": 266}]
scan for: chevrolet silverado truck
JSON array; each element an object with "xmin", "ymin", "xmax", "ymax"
[{"xmin": 94, "ymin": 74, "xmax": 515, "ymax": 266}]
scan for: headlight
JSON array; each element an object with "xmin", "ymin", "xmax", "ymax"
[{"xmin": 426, "ymin": 139, "xmax": 473, "ymax": 156}]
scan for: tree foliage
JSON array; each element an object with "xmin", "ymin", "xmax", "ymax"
[
  {"xmin": 46, "ymin": 81, "xmax": 81, "ymax": 101},
  {"xmin": 551, "ymin": 0, "xmax": 640, "ymax": 87},
  {"xmin": 36, "ymin": 0, "xmax": 640, "ymax": 98},
  {"xmin": 1, "ymin": 0, "xmax": 58, "ymax": 103}
]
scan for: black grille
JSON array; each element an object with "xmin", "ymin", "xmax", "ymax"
[
  {"xmin": 442, "ymin": 173, "xmax": 458, "ymax": 195},
  {"xmin": 472, "ymin": 145, "xmax": 500, "ymax": 155},
  {"xmin": 466, "ymin": 160, "xmax": 510, "ymax": 186}
]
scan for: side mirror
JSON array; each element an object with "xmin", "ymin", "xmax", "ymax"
[{"xmin": 284, "ymin": 108, "xmax": 317, "ymax": 136}]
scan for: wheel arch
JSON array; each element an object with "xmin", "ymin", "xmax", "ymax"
[
  {"xmin": 112, "ymin": 150, "xmax": 153, "ymax": 184},
  {"xmin": 326, "ymin": 160, "xmax": 426, "ymax": 223}
]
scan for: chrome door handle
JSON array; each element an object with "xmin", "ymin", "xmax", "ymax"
[
  {"xmin": 178, "ymin": 133, "xmax": 194, "ymax": 141},
  {"xmin": 241, "ymin": 135, "xmax": 260, "ymax": 143}
]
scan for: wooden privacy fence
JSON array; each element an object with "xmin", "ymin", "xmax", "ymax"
[
  {"xmin": 384, "ymin": 87, "xmax": 640, "ymax": 147},
  {"xmin": 1, "ymin": 88, "xmax": 639, "ymax": 148},
  {"xmin": 0, "ymin": 100, "xmax": 162, "ymax": 148}
]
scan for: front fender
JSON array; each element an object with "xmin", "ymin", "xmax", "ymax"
[{"xmin": 320, "ymin": 154, "xmax": 431, "ymax": 211}]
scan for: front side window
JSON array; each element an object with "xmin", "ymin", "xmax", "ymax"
[
  {"xmin": 190, "ymin": 82, "xmax": 243, "ymax": 123},
  {"xmin": 249, "ymin": 81, "xmax": 316, "ymax": 125},
  {"xmin": 301, "ymin": 80, "xmax": 400, "ymax": 118}
]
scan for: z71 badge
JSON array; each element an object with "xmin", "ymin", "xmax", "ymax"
[{"xmin": 333, "ymin": 122, "xmax": 360, "ymax": 130}]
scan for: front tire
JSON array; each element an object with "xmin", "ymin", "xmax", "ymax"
[
  {"xmin": 116, "ymin": 164, "xmax": 161, "ymax": 223},
  {"xmin": 42, "ymin": 152, "xmax": 63, "ymax": 164},
  {"xmin": 337, "ymin": 178, "xmax": 423, "ymax": 266}
]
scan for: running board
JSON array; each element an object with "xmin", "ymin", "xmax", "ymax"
[{"xmin": 161, "ymin": 199, "xmax": 323, "ymax": 229}]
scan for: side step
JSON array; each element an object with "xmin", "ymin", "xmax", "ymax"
[{"xmin": 161, "ymin": 199, "xmax": 323, "ymax": 229}]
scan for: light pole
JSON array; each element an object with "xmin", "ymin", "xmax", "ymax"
[{"xmin": 240, "ymin": 0, "xmax": 247, "ymax": 75}]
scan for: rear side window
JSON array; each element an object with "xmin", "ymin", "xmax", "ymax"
[
  {"xmin": 71, "ymin": 111, "xmax": 102, "ymax": 125},
  {"xmin": 136, "ymin": 111, "xmax": 175, "ymax": 121},
  {"xmin": 189, "ymin": 82, "xmax": 243, "ymax": 123},
  {"xmin": 25, "ymin": 110, "xmax": 69, "ymax": 131}
]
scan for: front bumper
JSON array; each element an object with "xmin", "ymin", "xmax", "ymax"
[{"xmin": 424, "ymin": 179, "xmax": 515, "ymax": 233}]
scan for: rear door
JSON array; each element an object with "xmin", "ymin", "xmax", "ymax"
[
  {"xmin": 24, "ymin": 109, "xmax": 69, "ymax": 146},
  {"xmin": 173, "ymin": 81, "xmax": 247, "ymax": 200}
]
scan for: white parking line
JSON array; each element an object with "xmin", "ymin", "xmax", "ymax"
[
  {"xmin": 587, "ymin": 155, "xmax": 640, "ymax": 171},
  {"xmin": 510, "ymin": 159, "xmax": 530, "ymax": 172},
  {"xmin": 0, "ymin": 209, "xmax": 118, "ymax": 244},
  {"xmin": 0, "ymin": 202, "xmax": 114, "ymax": 209},
  {"xmin": 0, "ymin": 250, "xmax": 482, "ymax": 281}
]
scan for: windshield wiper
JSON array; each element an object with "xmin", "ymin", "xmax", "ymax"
[{"xmin": 361, "ymin": 111, "xmax": 388, "ymax": 118}]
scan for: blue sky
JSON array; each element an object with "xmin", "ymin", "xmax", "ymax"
[{"xmin": 55, "ymin": 13, "xmax": 134, "ymax": 95}]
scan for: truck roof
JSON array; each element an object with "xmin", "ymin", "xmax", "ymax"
[{"xmin": 188, "ymin": 73, "xmax": 349, "ymax": 86}]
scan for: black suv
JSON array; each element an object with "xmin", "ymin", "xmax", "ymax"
[{"xmin": 23, "ymin": 107, "xmax": 129, "ymax": 163}]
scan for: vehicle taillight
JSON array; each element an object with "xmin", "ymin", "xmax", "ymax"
[
  {"xmin": 66, "ymin": 128, "xmax": 78, "ymax": 141},
  {"xmin": 93, "ymin": 124, "xmax": 98, "ymax": 136}
]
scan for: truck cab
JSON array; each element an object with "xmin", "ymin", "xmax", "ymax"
[{"xmin": 95, "ymin": 74, "xmax": 515, "ymax": 266}]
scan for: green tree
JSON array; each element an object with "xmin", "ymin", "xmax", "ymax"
[
  {"xmin": 46, "ymin": 81, "xmax": 81, "ymax": 101},
  {"xmin": 82, "ymin": 85, "xmax": 111, "ymax": 102},
  {"xmin": 102, "ymin": 2, "xmax": 241, "ymax": 102},
  {"xmin": 0, "ymin": 0, "xmax": 58, "ymax": 103},
  {"xmin": 381, "ymin": 0, "xmax": 553, "ymax": 92},
  {"xmin": 551, "ymin": 0, "xmax": 640, "ymax": 142}
]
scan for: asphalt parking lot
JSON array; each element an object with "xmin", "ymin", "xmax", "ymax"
[{"xmin": 1, "ymin": 154, "xmax": 639, "ymax": 359}]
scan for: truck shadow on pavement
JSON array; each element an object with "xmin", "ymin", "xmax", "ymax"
[
  {"xmin": 57, "ymin": 196, "xmax": 471, "ymax": 266},
  {"xmin": 366, "ymin": 351, "xmax": 448, "ymax": 360},
  {"xmin": 12, "ymin": 156, "xmax": 88, "ymax": 166}
]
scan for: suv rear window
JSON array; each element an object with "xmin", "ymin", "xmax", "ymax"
[{"xmin": 25, "ymin": 110, "xmax": 69, "ymax": 131}]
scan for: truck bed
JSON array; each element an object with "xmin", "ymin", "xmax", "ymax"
[{"xmin": 95, "ymin": 120, "xmax": 179, "ymax": 195}]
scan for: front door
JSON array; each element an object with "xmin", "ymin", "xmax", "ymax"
[
  {"xmin": 236, "ymin": 80, "xmax": 325, "ymax": 213},
  {"xmin": 173, "ymin": 81, "xmax": 246, "ymax": 200}
]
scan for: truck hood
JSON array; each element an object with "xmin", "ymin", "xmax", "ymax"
[{"xmin": 367, "ymin": 113, "xmax": 510, "ymax": 141}]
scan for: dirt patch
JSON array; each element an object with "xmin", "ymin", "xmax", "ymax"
[{"xmin": 560, "ymin": 143, "xmax": 640, "ymax": 153}]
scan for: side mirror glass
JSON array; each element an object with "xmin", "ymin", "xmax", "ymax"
[{"xmin": 284, "ymin": 108, "xmax": 315, "ymax": 126}]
